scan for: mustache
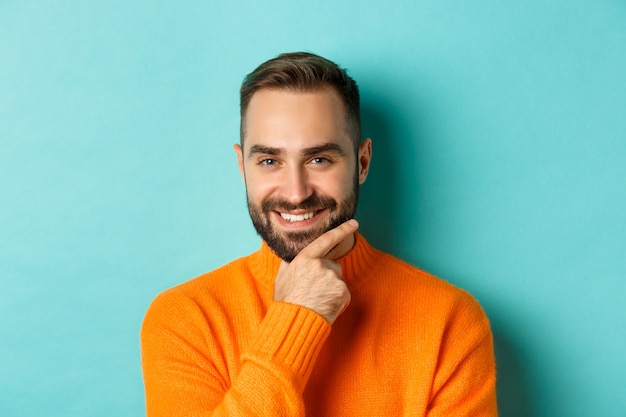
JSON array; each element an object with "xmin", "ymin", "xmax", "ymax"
[{"xmin": 261, "ymin": 194, "xmax": 338, "ymax": 212}]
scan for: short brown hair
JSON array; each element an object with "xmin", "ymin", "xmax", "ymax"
[{"xmin": 240, "ymin": 52, "xmax": 361, "ymax": 150}]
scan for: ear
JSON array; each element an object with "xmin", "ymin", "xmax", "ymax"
[
  {"xmin": 357, "ymin": 138, "xmax": 372, "ymax": 185},
  {"xmin": 233, "ymin": 144, "xmax": 246, "ymax": 184}
]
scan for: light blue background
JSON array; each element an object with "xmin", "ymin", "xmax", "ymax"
[{"xmin": 1, "ymin": 1, "xmax": 625, "ymax": 416}]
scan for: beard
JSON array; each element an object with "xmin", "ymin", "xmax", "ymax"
[{"xmin": 247, "ymin": 177, "xmax": 359, "ymax": 262}]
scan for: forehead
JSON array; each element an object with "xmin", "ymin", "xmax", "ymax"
[{"xmin": 243, "ymin": 88, "xmax": 351, "ymax": 152}]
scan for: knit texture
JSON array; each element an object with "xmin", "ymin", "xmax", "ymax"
[{"xmin": 141, "ymin": 234, "xmax": 497, "ymax": 416}]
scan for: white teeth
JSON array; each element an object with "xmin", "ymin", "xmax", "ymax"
[{"xmin": 280, "ymin": 211, "xmax": 316, "ymax": 222}]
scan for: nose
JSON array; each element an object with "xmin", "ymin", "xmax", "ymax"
[{"xmin": 280, "ymin": 165, "xmax": 313, "ymax": 205}]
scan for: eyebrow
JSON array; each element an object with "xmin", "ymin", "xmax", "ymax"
[
  {"xmin": 248, "ymin": 145, "xmax": 281, "ymax": 157},
  {"xmin": 247, "ymin": 142, "xmax": 347, "ymax": 158},
  {"xmin": 301, "ymin": 143, "xmax": 346, "ymax": 157}
]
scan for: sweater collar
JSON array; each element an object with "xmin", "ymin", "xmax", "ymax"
[{"xmin": 249, "ymin": 233, "xmax": 381, "ymax": 291}]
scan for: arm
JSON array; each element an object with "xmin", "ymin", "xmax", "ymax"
[
  {"xmin": 141, "ymin": 220, "xmax": 358, "ymax": 416},
  {"xmin": 141, "ymin": 297, "xmax": 329, "ymax": 417},
  {"xmin": 426, "ymin": 295, "xmax": 498, "ymax": 417}
]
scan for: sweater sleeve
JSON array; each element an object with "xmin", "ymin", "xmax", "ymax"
[
  {"xmin": 426, "ymin": 293, "xmax": 498, "ymax": 417},
  {"xmin": 140, "ymin": 291, "xmax": 331, "ymax": 417}
]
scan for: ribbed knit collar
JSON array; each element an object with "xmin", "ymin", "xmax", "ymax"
[{"xmin": 248, "ymin": 233, "xmax": 381, "ymax": 291}]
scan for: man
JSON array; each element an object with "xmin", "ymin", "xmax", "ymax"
[{"xmin": 141, "ymin": 52, "xmax": 498, "ymax": 416}]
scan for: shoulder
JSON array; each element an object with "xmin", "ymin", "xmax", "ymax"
[
  {"xmin": 378, "ymin": 252, "xmax": 493, "ymax": 348},
  {"xmin": 367, "ymin": 248, "xmax": 467, "ymax": 295},
  {"xmin": 142, "ymin": 251, "xmax": 262, "ymax": 330},
  {"xmin": 362, "ymin": 246, "xmax": 489, "ymax": 325}
]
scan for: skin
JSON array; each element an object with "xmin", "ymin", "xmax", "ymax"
[{"xmin": 234, "ymin": 87, "xmax": 372, "ymax": 323}]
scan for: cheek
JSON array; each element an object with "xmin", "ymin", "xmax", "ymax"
[
  {"xmin": 244, "ymin": 173, "xmax": 276, "ymax": 202},
  {"xmin": 314, "ymin": 169, "xmax": 354, "ymax": 199}
]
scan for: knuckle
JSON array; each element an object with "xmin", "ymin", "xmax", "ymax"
[{"xmin": 308, "ymin": 258, "xmax": 325, "ymax": 270}]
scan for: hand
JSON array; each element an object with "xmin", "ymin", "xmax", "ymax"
[{"xmin": 273, "ymin": 219, "xmax": 359, "ymax": 324}]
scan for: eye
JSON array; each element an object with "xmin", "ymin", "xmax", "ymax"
[
  {"xmin": 310, "ymin": 157, "xmax": 330, "ymax": 165},
  {"xmin": 259, "ymin": 158, "xmax": 278, "ymax": 166}
]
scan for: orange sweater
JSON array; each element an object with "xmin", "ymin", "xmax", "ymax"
[{"xmin": 141, "ymin": 234, "xmax": 497, "ymax": 416}]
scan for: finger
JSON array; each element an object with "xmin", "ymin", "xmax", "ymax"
[{"xmin": 300, "ymin": 219, "xmax": 359, "ymax": 259}]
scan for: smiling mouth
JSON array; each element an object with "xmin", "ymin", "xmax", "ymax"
[{"xmin": 279, "ymin": 210, "xmax": 321, "ymax": 223}]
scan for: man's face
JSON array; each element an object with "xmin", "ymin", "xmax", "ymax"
[{"xmin": 235, "ymin": 87, "xmax": 371, "ymax": 262}]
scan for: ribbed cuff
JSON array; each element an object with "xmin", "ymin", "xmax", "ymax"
[{"xmin": 243, "ymin": 302, "xmax": 331, "ymax": 392}]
